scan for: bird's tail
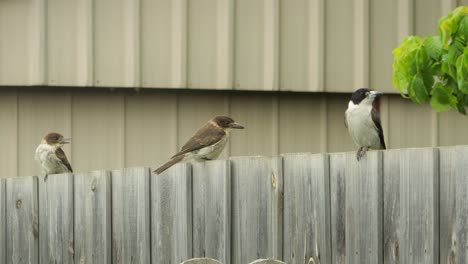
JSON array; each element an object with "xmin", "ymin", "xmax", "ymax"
[{"xmin": 153, "ymin": 155, "xmax": 185, "ymax": 175}]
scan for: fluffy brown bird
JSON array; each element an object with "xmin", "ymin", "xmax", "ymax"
[
  {"xmin": 154, "ymin": 116, "xmax": 244, "ymax": 175},
  {"xmin": 35, "ymin": 132, "xmax": 73, "ymax": 180}
]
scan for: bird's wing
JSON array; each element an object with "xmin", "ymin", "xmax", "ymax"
[
  {"xmin": 55, "ymin": 148, "xmax": 73, "ymax": 172},
  {"xmin": 371, "ymin": 108, "xmax": 386, "ymax": 149},
  {"xmin": 171, "ymin": 123, "xmax": 226, "ymax": 158},
  {"xmin": 344, "ymin": 115, "xmax": 348, "ymax": 128}
]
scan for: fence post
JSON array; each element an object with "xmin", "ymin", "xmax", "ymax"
[
  {"xmin": 230, "ymin": 156, "xmax": 283, "ymax": 264},
  {"xmin": 330, "ymin": 151, "xmax": 383, "ymax": 264},
  {"xmin": 383, "ymin": 148, "xmax": 439, "ymax": 264},
  {"xmin": 38, "ymin": 173, "xmax": 74, "ymax": 263},
  {"xmin": 192, "ymin": 160, "xmax": 231, "ymax": 264},
  {"xmin": 283, "ymin": 153, "xmax": 331, "ymax": 264},
  {"xmin": 74, "ymin": 170, "xmax": 112, "ymax": 264},
  {"xmin": 439, "ymin": 146, "xmax": 468, "ymax": 263},
  {"xmin": 6, "ymin": 176, "xmax": 39, "ymax": 264},
  {"xmin": 112, "ymin": 167, "xmax": 151, "ymax": 263},
  {"xmin": 151, "ymin": 163, "xmax": 192, "ymax": 263}
]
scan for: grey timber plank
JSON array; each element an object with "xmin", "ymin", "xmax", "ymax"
[
  {"xmin": 38, "ymin": 173, "xmax": 74, "ymax": 263},
  {"xmin": 383, "ymin": 148, "xmax": 439, "ymax": 264},
  {"xmin": 74, "ymin": 170, "xmax": 111, "ymax": 264},
  {"xmin": 440, "ymin": 146, "xmax": 468, "ymax": 264},
  {"xmin": 282, "ymin": 153, "xmax": 331, "ymax": 264},
  {"xmin": 111, "ymin": 167, "xmax": 151, "ymax": 264},
  {"xmin": 151, "ymin": 163, "xmax": 192, "ymax": 263},
  {"xmin": 230, "ymin": 156, "xmax": 283, "ymax": 264},
  {"xmin": 330, "ymin": 151, "xmax": 383, "ymax": 264},
  {"xmin": 6, "ymin": 176, "xmax": 39, "ymax": 264},
  {"xmin": 0, "ymin": 179, "xmax": 5, "ymax": 263},
  {"xmin": 192, "ymin": 160, "xmax": 231, "ymax": 264}
]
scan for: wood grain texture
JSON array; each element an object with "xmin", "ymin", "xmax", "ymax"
[
  {"xmin": 382, "ymin": 149, "xmax": 400, "ymax": 264},
  {"xmin": 282, "ymin": 153, "xmax": 331, "ymax": 264},
  {"xmin": 151, "ymin": 163, "xmax": 192, "ymax": 263},
  {"xmin": 330, "ymin": 151, "xmax": 383, "ymax": 264},
  {"xmin": 230, "ymin": 156, "xmax": 283, "ymax": 264},
  {"xmin": 74, "ymin": 170, "xmax": 111, "ymax": 264},
  {"xmin": 192, "ymin": 160, "xmax": 231, "ymax": 263},
  {"xmin": 6, "ymin": 176, "xmax": 39, "ymax": 263},
  {"xmin": 383, "ymin": 148, "xmax": 439, "ymax": 264},
  {"xmin": 111, "ymin": 167, "xmax": 151, "ymax": 264},
  {"xmin": 439, "ymin": 146, "xmax": 468, "ymax": 264},
  {"xmin": 181, "ymin": 257, "xmax": 223, "ymax": 264},
  {"xmin": 249, "ymin": 259, "xmax": 286, "ymax": 264},
  {"xmin": 0, "ymin": 179, "xmax": 5, "ymax": 263},
  {"xmin": 38, "ymin": 173, "xmax": 74, "ymax": 263}
]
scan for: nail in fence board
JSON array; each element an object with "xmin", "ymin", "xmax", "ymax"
[
  {"xmin": 74, "ymin": 170, "xmax": 111, "ymax": 264},
  {"xmin": 282, "ymin": 153, "xmax": 331, "ymax": 264},
  {"xmin": 230, "ymin": 156, "xmax": 283, "ymax": 264},
  {"xmin": 6, "ymin": 176, "xmax": 39, "ymax": 263},
  {"xmin": 383, "ymin": 148, "xmax": 439, "ymax": 264},
  {"xmin": 112, "ymin": 167, "xmax": 151, "ymax": 264},
  {"xmin": 151, "ymin": 163, "xmax": 192, "ymax": 263},
  {"xmin": 0, "ymin": 179, "xmax": 5, "ymax": 263},
  {"xmin": 192, "ymin": 160, "xmax": 231, "ymax": 264},
  {"xmin": 330, "ymin": 151, "xmax": 383, "ymax": 264},
  {"xmin": 38, "ymin": 173, "xmax": 74, "ymax": 263},
  {"xmin": 440, "ymin": 146, "xmax": 468, "ymax": 264}
]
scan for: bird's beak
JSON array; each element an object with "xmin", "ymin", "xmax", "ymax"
[
  {"xmin": 369, "ymin": 91, "xmax": 383, "ymax": 99},
  {"xmin": 229, "ymin": 122, "xmax": 244, "ymax": 129},
  {"xmin": 60, "ymin": 138, "xmax": 71, "ymax": 144}
]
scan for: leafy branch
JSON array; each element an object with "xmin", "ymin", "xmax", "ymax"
[{"xmin": 393, "ymin": 6, "xmax": 468, "ymax": 114}]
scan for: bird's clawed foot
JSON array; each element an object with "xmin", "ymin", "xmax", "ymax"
[{"xmin": 356, "ymin": 147, "xmax": 369, "ymax": 161}]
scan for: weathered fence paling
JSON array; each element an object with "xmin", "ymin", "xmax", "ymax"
[
  {"xmin": 1, "ymin": 146, "xmax": 468, "ymax": 264},
  {"xmin": 38, "ymin": 173, "xmax": 74, "ymax": 264},
  {"xmin": 282, "ymin": 153, "xmax": 331, "ymax": 264},
  {"xmin": 0, "ymin": 179, "xmax": 5, "ymax": 262},
  {"xmin": 74, "ymin": 170, "xmax": 111, "ymax": 264},
  {"xmin": 192, "ymin": 160, "xmax": 231, "ymax": 264}
]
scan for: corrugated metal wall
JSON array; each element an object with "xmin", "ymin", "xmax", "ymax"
[
  {"xmin": 0, "ymin": 88, "xmax": 466, "ymax": 178},
  {"xmin": 0, "ymin": 0, "xmax": 464, "ymax": 91}
]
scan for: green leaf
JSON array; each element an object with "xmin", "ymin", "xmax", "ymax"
[
  {"xmin": 408, "ymin": 74, "xmax": 429, "ymax": 104},
  {"xmin": 423, "ymin": 36, "xmax": 443, "ymax": 60},
  {"xmin": 439, "ymin": 6, "xmax": 468, "ymax": 48},
  {"xmin": 393, "ymin": 36, "xmax": 423, "ymax": 95},
  {"xmin": 430, "ymin": 82, "xmax": 457, "ymax": 112},
  {"xmin": 455, "ymin": 46, "xmax": 468, "ymax": 94},
  {"xmin": 458, "ymin": 16, "xmax": 468, "ymax": 40}
]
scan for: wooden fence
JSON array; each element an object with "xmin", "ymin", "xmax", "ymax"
[{"xmin": 0, "ymin": 146, "xmax": 466, "ymax": 264}]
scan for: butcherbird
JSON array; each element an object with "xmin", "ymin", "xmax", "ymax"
[
  {"xmin": 154, "ymin": 116, "xmax": 244, "ymax": 175},
  {"xmin": 35, "ymin": 132, "xmax": 73, "ymax": 181},
  {"xmin": 345, "ymin": 88, "xmax": 386, "ymax": 161}
]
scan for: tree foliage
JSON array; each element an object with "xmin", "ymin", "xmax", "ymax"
[{"xmin": 393, "ymin": 6, "xmax": 468, "ymax": 114}]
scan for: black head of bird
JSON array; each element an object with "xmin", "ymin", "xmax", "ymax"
[{"xmin": 350, "ymin": 88, "xmax": 383, "ymax": 106}]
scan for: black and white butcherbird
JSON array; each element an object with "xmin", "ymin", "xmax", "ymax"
[
  {"xmin": 35, "ymin": 132, "xmax": 73, "ymax": 180},
  {"xmin": 345, "ymin": 88, "xmax": 386, "ymax": 161},
  {"xmin": 154, "ymin": 116, "xmax": 244, "ymax": 175}
]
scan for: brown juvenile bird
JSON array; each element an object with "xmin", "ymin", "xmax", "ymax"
[
  {"xmin": 154, "ymin": 116, "xmax": 244, "ymax": 175},
  {"xmin": 35, "ymin": 132, "xmax": 73, "ymax": 180}
]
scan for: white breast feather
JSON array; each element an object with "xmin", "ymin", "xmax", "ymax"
[{"xmin": 345, "ymin": 102, "xmax": 382, "ymax": 149}]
